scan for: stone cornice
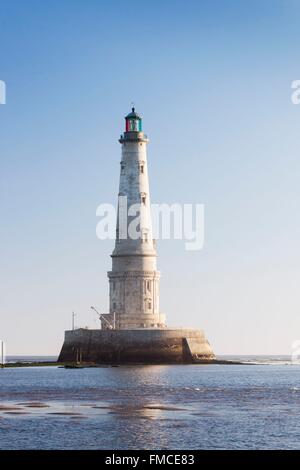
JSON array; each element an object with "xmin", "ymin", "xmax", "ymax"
[{"xmin": 108, "ymin": 271, "xmax": 160, "ymax": 279}]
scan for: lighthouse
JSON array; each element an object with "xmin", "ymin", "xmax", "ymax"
[
  {"xmin": 58, "ymin": 108, "xmax": 215, "ymax": 364},
  {"xmin": 107, "ymin": 108, "xmax": 165, "ymax": 329}
]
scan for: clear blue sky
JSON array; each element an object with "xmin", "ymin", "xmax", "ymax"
[{"xmin": 1, "ymin": 0, "xmax": 300, "ymax": 355}]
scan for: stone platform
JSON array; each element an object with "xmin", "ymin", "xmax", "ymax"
[{"xmin": 58, "ymin": 328, "xmax": 215, "ymax": 364}]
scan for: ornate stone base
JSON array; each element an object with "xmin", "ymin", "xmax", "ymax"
[{"xmin": 58, "ymin": 328, "xmax": 215, "ymax": 364}]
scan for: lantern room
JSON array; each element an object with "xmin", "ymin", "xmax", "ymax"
[{"xmin": 125, "ymin": 107, "xmax": 142, "ymax": 132}]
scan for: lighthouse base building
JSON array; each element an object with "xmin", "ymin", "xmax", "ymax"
[
  {"xmin": 58, "ymin": 328, "xmax": 214, "ymax": 364},
  {"xmin": 58, "ymin": 109, "xmax": 214, "ymax": 364}
]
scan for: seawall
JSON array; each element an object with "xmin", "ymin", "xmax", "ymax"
[{"xmin": 58, "ymin": 328, "xmax": 215, "ymax": 364}]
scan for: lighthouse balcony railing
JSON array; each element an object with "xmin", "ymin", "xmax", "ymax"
[{"xmin": 119, "ymin": 132, "xmax": 148, "ymax": 141}]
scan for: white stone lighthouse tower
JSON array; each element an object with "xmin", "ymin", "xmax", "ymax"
[
  {"xmin": 58, "ymin": 107, "xmax": 215, "ymax": 363},
  {"xmin": 107, "ymin": 108, "xmax": 166, "ymax": 329}
]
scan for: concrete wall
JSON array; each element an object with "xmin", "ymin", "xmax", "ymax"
[{"xmin": 58, "ymin": 328, "xmax": 215, "ymax": 364}]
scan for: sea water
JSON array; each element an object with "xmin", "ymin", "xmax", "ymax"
[{"xmin": 0, "ymin": 356, "xmax": 299, "ymax": 449}]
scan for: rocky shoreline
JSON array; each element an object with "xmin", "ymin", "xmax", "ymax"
[{"xmin": 2, "ymin": 358, "xmax": 246, "ymax": 368}]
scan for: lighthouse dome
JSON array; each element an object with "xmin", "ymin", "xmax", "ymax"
[{"xmin": 125, "ymin": 107, "xmax": 142, "ymax": 120}]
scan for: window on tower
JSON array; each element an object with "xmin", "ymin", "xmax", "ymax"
[{"xmin": 141, "ymin": 230, "xmax": 148, "ymax": 243}]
